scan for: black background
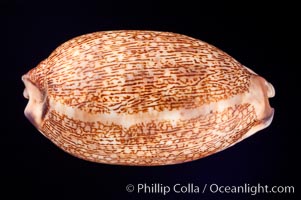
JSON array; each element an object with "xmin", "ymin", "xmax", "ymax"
[{"xmin": 1, "ymin": 1, "xmax": 299, "ymax": 199}]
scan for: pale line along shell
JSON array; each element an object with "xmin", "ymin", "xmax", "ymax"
[{"xmin": 22, "ymin": 30, "xmax": 275, "ymax": 166}]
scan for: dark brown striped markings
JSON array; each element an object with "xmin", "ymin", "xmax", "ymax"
[
  {"xmin": 38, "ymin": 31, "xmax": 250, "ymax": 115},
  {"xmin": 40, "ymin": 103, "xmax": 257, "ymax": 165},
  {"xmin": 22, "ymin": 30, "xmax": 274, "ymax": 165}
]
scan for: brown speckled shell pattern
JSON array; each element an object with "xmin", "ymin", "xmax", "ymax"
[{"xmin": 24, "ymin": 30, "xmax": 274, "ymax": 165}]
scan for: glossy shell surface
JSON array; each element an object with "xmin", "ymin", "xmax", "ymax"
[{"xmin": 22, "ymin": 30, "xmax": 275, "ymax": 165}]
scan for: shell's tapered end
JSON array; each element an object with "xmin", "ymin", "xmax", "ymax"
[
  {"xmin": 238, "ymin": 75, "xmax": 275, "ymax": 141},
  {"xmin": 262, "ymin": 79, "xmax": 275, "ymax": 127},
  {"xmin": 22, "ymin": 74, "xmax": 44, "ymax": 129},
  {"xmin": 265, "ymin": 81, "xmax": 275, "ymax": 98},
  {"xmin": 22, "ymin": 62, "xmax": 49, "ymax": 130}
]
